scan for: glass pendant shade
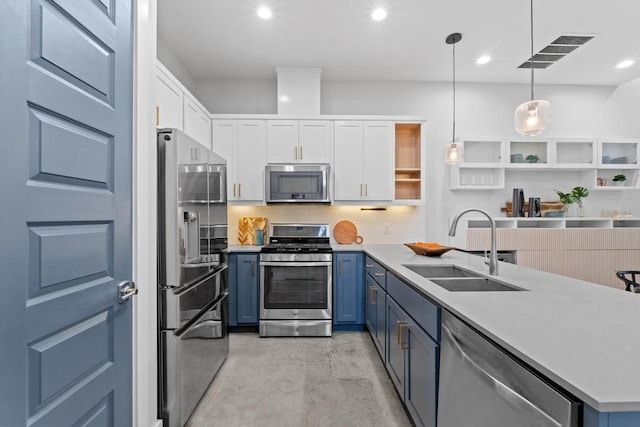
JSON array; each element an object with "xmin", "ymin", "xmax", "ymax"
[
  {"xmin": 514, "ymin": 99, "xmax": 551, "ymax": 136},
  {"xmin": 445, "ymin": 140, "xmax": 464, "ymax": 165}
]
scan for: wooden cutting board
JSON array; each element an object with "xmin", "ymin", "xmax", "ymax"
[{"xmin": 333, "ymin": 220, "xmax": 363, "ymax": 244}]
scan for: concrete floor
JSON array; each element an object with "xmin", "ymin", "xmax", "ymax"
[{"xmin": 188, "ymin": 332, "xmax": 412, "ymax": 427}]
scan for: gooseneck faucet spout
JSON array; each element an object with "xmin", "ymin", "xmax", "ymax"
[{"xmin": 449, "ymin": 208, "xmax": 498, "ymax": 275}]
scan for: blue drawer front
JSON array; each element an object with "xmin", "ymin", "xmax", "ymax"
[
  {"xmin": 386, "ymin": 271, "xmax": 440, "ymax": 342},
  {"xmin": 365, "ymin": 256, "xmax": 386, "ymax": 289}
]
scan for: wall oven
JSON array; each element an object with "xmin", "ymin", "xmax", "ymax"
[
  {"xmin": 265, "ymin": 164, "xmax": 330, "ymax": 204},
  {"xmin": 259, "ymin": 224, "xmax": 333, "ymax": 337}
]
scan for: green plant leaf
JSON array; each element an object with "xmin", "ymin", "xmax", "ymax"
[{"xmin": 571, "ymin": 186, "xmax": 589, "ymax": 200}]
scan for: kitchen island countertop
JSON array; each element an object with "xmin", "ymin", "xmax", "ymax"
[{"xmin": 363, "ymin": 244, "xmax": 640, "ymax": 413}]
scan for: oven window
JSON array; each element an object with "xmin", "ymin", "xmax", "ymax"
[{"xmin": 263, "ymin": 265, "xmax": 328, "ymax": 309}]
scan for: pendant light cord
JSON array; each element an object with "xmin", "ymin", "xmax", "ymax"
[
  {"xmin": 530, "ymin": 0, "xmax": 535, "ymax": 101},
  {"xmin": 452, "ymin": 40, "xmax": 456, "ymax": 142}
]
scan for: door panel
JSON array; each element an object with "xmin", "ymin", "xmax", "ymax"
[
  {"xmin": 386, "ymin": 297, "xmax": 405, "ymax": 399},
  {"xmin": 0, "ymin": 1, "xmax": 134, "ymax": 425},
  {"xmin": 334, "ymin": 121, "xmax": 364, "ymax": 200},
  {"xmin": 363, "ymin": 121, "xmax": 394, "ymax": 201},
  {"xmin": 298, "ymin": 120, "xmax": 332, "ymax": 163},
  {"xmin": 405, "ymin": 321, "xmax": 438, "ymax": 427}
]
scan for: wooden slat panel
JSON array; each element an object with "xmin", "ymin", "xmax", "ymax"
[
  {"xmin": 517, "ymin": 229, "xmax": 567, "ymax": 250},
  {"xmin": 467, "ymin": 229, "xmax": 517, "ymax": 251},
  {"xmin": 517, "ymin": 250, "xmax": 567, "ymax": 276}
]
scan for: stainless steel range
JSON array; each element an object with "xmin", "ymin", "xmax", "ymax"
[{"xmin": 259, "ymin": 224, "xmax": 333, "ymax": 337}]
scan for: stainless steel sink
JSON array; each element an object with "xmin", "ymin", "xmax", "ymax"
[
  {"xmin": 402, "ymin": 264, "xmax": 480, "ymax": 278},
  {"xmin": 429, "ymin": 277, "xmax": 524, "ymax": 292}
]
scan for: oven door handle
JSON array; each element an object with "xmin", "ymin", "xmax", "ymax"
[{"xmin": 260, "ymin": 261, "xmax": 333, "ymax": 267}]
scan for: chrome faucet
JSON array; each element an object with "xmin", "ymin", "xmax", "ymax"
[{"xmin": 448, "ymin": 208, "xmax": 498, "ymax": 276}]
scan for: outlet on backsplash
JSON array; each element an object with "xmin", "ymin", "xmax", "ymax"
[{"xmin": 383, "ymin": 223, "xmax": 390, "ymax": 234}]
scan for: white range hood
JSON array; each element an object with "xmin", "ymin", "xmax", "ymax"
[{"xmin": 276, "ymin": 67, "xmax": 322, "ymax": 115}]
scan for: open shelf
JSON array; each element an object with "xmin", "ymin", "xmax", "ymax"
[
  {"xmin": 394, "ymin": 123, "xmax": 421, "ymax": 200},
  {"xmin": 553, "ymin": 138, "xmax": 596, "ymax": 168},
  {"xmin": 508, "ymin": 139, "xmax": 549, "ymax": 167},
  {"xmin": 460, "ymin": 138, "xmax": 504, "ymax": 166},
  {"xmin": 598, "ymin": 139, "xmax": 639, "ymax": 168}
]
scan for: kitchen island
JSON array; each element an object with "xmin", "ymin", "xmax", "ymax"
[{"xmin": 363, "ymin": 244, "xmax": 640, "ymax": 424}]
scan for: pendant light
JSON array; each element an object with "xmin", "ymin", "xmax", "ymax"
[
  {"xmin": 514, "ymin": 0, "xmax": 550, "ymax": 136},
  {"xmin": 445, "ymin": 32, "xmax": 463, "ymax": 165}
]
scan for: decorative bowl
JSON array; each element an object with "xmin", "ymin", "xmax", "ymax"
[{"xmin": 404, "ymin": 243, "xmax": 455, "ymax": 257}]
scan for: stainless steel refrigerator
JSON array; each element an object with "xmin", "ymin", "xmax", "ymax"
[{"xmin": 157, "ymin": 128, "xmax": 229, "ymax": 427}]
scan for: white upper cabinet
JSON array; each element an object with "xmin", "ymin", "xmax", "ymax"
[
  {"xmin": 213, "ymin": 119, "xmax": 265, "ymax": 203},
  {"xmin": 183, "ymin": 94, "xmax": 212, "ymax": 147},
  {"xmin": 298, "ymin": 120, "xmax": 332, "ymax": 163},
  {"xmin": 363, "ymin": 122, "xmax": 395, "ymax": 201},
  {"xmin": 333, "ymin": 121, "xmax": 394, "ymax": 202},
  {"xmin": 156, "ymin": 61, "xmax": 212, "ymax": 148},
  {"xmin": 266, "ymin": 120, "xmax": 332, "ymax": 163},
  {"xmin": 155, "ymin": 65, "xmax": 182, "ymax": 130}
]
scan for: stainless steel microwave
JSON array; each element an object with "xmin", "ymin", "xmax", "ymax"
[{"xmin": 265, "ymin": 164, "xmax": 330, "ymax": 204}]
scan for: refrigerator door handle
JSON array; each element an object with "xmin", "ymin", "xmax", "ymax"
[{"xmin": 176, "ymin": 291, "xmax": 229, "ymax": 338}]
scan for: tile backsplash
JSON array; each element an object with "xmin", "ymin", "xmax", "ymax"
[{"xmin": 228, "ymin": 205, "xmax": 425, "ymax": 245}]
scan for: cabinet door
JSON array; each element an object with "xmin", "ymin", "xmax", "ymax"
[
  {"xmin": 334, "ymin": 121, "xmax": 364, "ymax": 200},
  {"xmin": 156, "ymin": 68, "xmax": 182, "ymax": 129},
  {"xmin": 236, "ymin": 254, "xmax": 259, "ymax": 324},
  {"xmin": 405, "ymin": 319, "xmax": 438, "ymax": 427},
  {"xmin": 298, "ymin": 120, "xmax": 332, "ymax": 163},
  {"xmin": 386, "ymin": 297, "xmax": 406, "ymax": 399},
  {"xmin": 212, "ymin": 120, "xmax": 237, "ymax": 199},
  {"xmin": 236, "ymin": 120, "xmax": 266, "ymax": 202},
  {"xmin": 266, "ymin": 120, "xmax": 298, "ymax": 163},
  {"xmin": 333, "ymin": 253, "xmax": 364, "ymax": 324},
  {"xmin": 363, "ymin": 121, "xmax": 394, "ymax": 201},
  {"xmin": 365, "ymin": 275, "xmax": 385, "ymax": 359},
  {"xmin": 183, "ymin": 95, "xmax": 211, "ymax": 148},
  {"xmin": 375, "ymin": 285, "xmax": 386, "ymax": 359}
]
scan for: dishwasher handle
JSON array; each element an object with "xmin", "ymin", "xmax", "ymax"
[{"xmin": 442, "ymin": 323, "xmax": 562, "ymax": 427}]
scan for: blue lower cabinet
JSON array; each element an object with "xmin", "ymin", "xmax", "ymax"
[
  {"xmin": 405, "ymin": 318, "xmax": 438, "ymax": 427},
  {"xmin": 584, "ymin": 405, "xmax": 640, "ymax": 427},
  {"xmin": 387, "ymin": 294, "xmax": 438, "ymax": 427},
  {"xmin": 333, "ymin": 252, "xmax": 365, "ymax": 327},
  {"xmin": 386, "ymin": 297, "xmax": 406, "ymax": 398},
  {"xmin": 228, "ymin": 253, "xmax": 259, "ymax": 326},
  {"xmin": 365, "ymin": 275, "xmax": 386, "ymax": 357}
]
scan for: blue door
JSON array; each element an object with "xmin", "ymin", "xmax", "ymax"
[{"xmin": 0, "ymin": 1, "xmax": 134, "ymax": 426}]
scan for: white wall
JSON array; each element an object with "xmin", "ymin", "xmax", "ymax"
[
  {"xmin": 157, "ymin": 36, "xmax": 197, "ymax": 94},
  {"xmin": 196, "ymin": 78, "xmax": 640, "ymax": 243},
  {"xmin": 135, "ymin": 1, "xmax": 162, "ymax": 426}
]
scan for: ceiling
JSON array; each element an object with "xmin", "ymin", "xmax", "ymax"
[{"xmin": 157, "ymin": 0, "xmax": 640, "ymax": 86}]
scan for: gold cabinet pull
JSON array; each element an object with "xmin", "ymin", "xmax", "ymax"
[
  {"xmin": 239, "ymin": 183, "xmax": 242, "ymax": 197},
  {"xmin": 155, "ymin": 106, "xmax": 160, "ymax": 126},
  {"xmin": 300, "ymin": 145, "xmax": 303, "ymax": 160},
  {"xmin": 399, "ymin": 321, "xmax": 409, "ymax": 349},
  {"xmin": 233, "ymin": 183, "xmax": 237, "ymax": 197},
  {"xmin": 294, "ymin": 146, "xmax": 298, "ymax": 160},
  {"xmin": 369, "ymin": 286, "xmax": 375, "ymax": 304},
  {"xmin": 360, "ymin": 184, "xmax": 363, "ymax": 196},
  {"xmin": 365, "ymin": 183, "xmax": 368, "ymax": 197}
]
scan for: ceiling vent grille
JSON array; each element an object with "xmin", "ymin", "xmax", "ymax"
[{"xmin": 518, "ymin": 35, "xmax": 594, "ymax": 69}]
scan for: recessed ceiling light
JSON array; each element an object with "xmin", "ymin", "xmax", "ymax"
[
  {"xmin": 371, "ymin": 8, "xmax": 387, "ymax": 21},
  {"xmin": 476, "ymin": 55, "xmax": 492, "ymax": 65},
  {"xmin": 616, "ymin": 59, "xmax": 635, "ymax": 69},
  {"xmin": 257, "ymin": 7, "xmax": 272, "ymax": 20}
]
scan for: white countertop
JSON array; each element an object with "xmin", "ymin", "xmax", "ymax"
[
  {"xmin": 228, "ymin": 244, "xmax": 262, "ymax": 252},
  {"xmin": 363, "ymin": 244, "xmax": 640, "ymax": 413}
]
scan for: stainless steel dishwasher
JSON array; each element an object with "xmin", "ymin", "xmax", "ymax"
[{"xmin": 438, "ymin": 311, "xmax": 581, "ymax": 427}]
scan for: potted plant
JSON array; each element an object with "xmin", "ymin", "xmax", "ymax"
[
  {"xmin": 526, "ymin": 154, "xmax": 539, "ymax": 163},
  {"xmin": 571, "ymin": 186, "xmax": 589, "ymax": 217},
  {"xmin": 554, "ymin": 189, "xmax": 575, "ymax": 216},
  {"xmin": 613, "ymin": 174, "xmax": 627, "ymax": 187}
]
